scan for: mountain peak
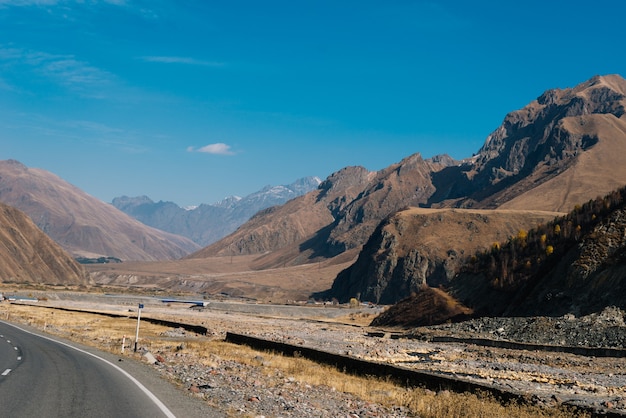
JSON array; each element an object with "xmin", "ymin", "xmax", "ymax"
[
  {"xmin": 583, "ymin": 74, "xmax": 626, "ymax": 95},
  {"xmin": 535, "ymin": 74, "xmax": 626, "ymax": 110}
]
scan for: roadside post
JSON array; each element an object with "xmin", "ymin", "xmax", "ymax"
[{"xmin": 134, "ymin": 303, "xmax": 143, "ymax": 352}]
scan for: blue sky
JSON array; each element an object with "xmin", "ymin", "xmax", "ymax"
[{"xmin": 1, "ymin": 1, "xmax": 625, "ymax": 207}]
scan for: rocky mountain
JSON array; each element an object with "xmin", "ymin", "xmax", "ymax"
[
  {"xmin": 428, "ymin": 74, "xmax": 626, "ymax": 211},
  {"xmin": 188, "ymin": 166, "xmax": 376, "ymax": 266},
  {"xmin": 189, "ymin": 155, "xmax": 456, "ymax": 263},
  {"xmin": 333, "ymin": 74, "xmax": 626, "ymax": 305},
  {"xmin": 112, "ymin": 176, "xmax": 321, "ymax": 247},
  {"xmin": 0, "ymin": 201, "xmax": 89, "ymax": 285},
  {"xmin": 0, "ymin": 160, "xmax": 200, "ymax": 261},
  {"xmin": 374, "ymin": 185, "xmax": 626, "ymax": 326},
  {"xmin": 314, "ymin": 208, "xmax": 561, "ymax": 304},
  {"xmin": 191, "ymin": 74, "xmax": 626, "ymax": 307}
]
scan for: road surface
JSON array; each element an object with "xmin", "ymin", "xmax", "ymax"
[{"xmin": 0, "ymin": 321, "xmax": 222, "ymax": 418}]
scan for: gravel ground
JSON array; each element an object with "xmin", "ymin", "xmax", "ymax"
[
  {"xmin": 12, "ymin": 295, "xmax": 626, "ymax": 417},
  {"xmin": 139, "ymin": 303, "xmax": 626, "ymax": 417},
  {"xmin": 153, "ymin": 347, "xmax": 412, "ymax": 417},
  {"xmin": 418, "ymin": 306, "xmax": 626, "ymax": 348}
]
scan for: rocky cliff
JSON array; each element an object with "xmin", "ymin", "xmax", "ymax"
[
  {"xmin": 371, "ymin": 187, "xmax": 626, "ymax": 326},
  {"xmin": 429, "ymin": 74, "xmax": 626, "ymax": 210},
  {"xmin": 315, "ymin": 208, "xmax": 559, "ymax": 304}
]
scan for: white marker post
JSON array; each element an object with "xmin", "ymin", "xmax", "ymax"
[{"xmin": 134, "ymin": 303, "xmax": 143, "ymax": 352}]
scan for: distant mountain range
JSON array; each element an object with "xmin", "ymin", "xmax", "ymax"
[{"xmin": 111, "ymin": 176, "xmax": 321, "ymax": 247}]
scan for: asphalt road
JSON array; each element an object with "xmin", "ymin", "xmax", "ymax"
[{"xmin": 0, "ymin": 321, "xmax": 223, "ymax": 418}]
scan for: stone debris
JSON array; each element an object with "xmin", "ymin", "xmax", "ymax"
[
  {"xmin": 142, "ymin": 306, "xmax": 626, "ymax": 417},
  {"xmin": 153, "ymin": 351, "xmax": 412, "ymax": 417}
]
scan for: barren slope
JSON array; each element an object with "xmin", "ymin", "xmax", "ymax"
[
  {"xmin": 0, "ymin": 201, "xmax": 89, "ymax": 285},
  {"xmin": 188, "ymin": 166, "xmax": 374, "ymax": 263},
  {"xmin": 500, "ymin": 113, "xmax": 626, "ymax": 211}
]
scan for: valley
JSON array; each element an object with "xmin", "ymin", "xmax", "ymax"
[
  {"xmin": 1, "ymin": 74, "xmax": 626, "ymax": 416},
  {"xmin": 85, "ymin": 254, "xmax": 354, "ymax": 303}
]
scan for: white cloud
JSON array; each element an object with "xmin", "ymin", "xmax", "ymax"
[
  {"xmin": 0, "ymin": 0, "xmax": 127, "ymax": 5},
  {"xmin": 188, "ymin": 143, "xmax": 235, "ymax": 155},
  {"xmin": 139, "ymin": 56, "xmax": 225, "ymax": 67},
  {"xmin": 0, "ymin": 0, "xmax": 61, "ymax": 5},
  {"xmin": 0, "ymin": 46, "xmax": 116, "ymax": 98}
]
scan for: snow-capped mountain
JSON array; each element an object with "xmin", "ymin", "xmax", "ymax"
[{"xmin": 112, "ymin": 176, "xmax": 321, "ymax": 246}]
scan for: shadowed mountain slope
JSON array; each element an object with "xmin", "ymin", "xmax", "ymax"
[
  {"xmin": 374, "ymin": 186, "xmax": 626, "ymax": 326},
  {"xmin": 314, "ymin": 208, "xmax": 560, "ymax": 304},
  {"xmin": 0, "ymin": 160, "xmax": 200, "ymax": 261},
  {"xmin": 0, "ymin": 201, "xmax": 89, "ymax": 285}
]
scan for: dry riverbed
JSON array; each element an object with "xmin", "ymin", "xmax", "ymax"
[{"xmin": 1, "ymin": 291, "xmax": 623, "ymax": 417}]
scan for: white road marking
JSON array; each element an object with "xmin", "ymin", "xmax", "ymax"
[
  {"xmin": 1, "ymin": 322, "xmax": 176, "ymax": 418},
  {"xmin": 17, "ymin": 356, "xmax": 21, "ymax": 361},
  {"xmin": 2, "ymin": 369, "xmax": 11, "ymax": 376},
  {"xmin": 13, "ymin": 346, "xmax": 18, "ymax": 350}
]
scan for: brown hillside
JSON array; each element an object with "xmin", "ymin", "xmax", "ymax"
[
  {"xmin": 0, "ymin": 201, "xmax": 89, "ymax": 285},
  {"xmin": 190, "ymin": 154, "xmax": 455, "ymax": 267},
  {"xmin": 500, "ymin": 112, "xmax": 626, "ymax": 211},
  {"xmin": 458, "ymin": 74, "xmax": 626, "ymax": 210},
  {"xmin": 0, "ymin": 160, "xmax": 199, "ymax": 261}
]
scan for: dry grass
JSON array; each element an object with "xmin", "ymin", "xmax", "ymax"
[{"xmin": 0, "ymin": 303, "xmax": 589, "ymax": 418}]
